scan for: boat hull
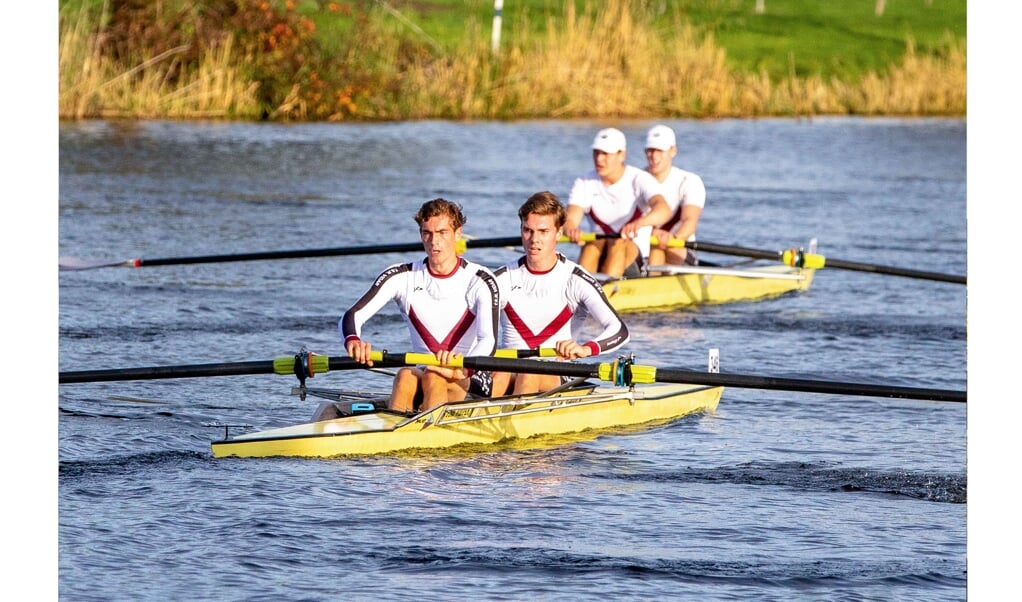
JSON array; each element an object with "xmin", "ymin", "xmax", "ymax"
[
  {"xmin": 211, "ymin": 383, "xmax": 722, "ymax": 458},
  {"xmin": 603, "ymin": 265, "xmax": 814, "ymax": 312}
]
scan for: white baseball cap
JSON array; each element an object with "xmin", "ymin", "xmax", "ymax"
[
  {"xmin": 645, "ymin": 125, "xmax": 676, "ymax": 151},
  {"xmin": 592, "ymin": 128, "xmax": 627, "ymax": 153}
]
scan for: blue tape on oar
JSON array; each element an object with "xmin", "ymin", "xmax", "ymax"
[{"xmin": 351, "ymin": 403, "xmax": 376, "ymax": 412}]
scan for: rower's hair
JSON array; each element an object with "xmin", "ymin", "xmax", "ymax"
[
  {"xmin": 415, "ymin": 198, "xmax": 466, "ymax": 230},
  {"xmin": 520, "ymin": 191, "xmax": 566, "ymax": 228}
]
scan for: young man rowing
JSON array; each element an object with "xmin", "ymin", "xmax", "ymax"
[
  {"xmin": 341, "ymin": 198, "xmax": 500, "ymax": 413},
  {"xmin": 474, "ymin": 191, "xmax": 630, "ymax": 397},
  {"xmin": 563, "ymin": 127, "xmax": 674, "ymax": 278}
]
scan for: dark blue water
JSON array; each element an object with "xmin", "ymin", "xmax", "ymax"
[{"xmin": 57, "ymin": 118, "xmax": 966, "ymax": 600}]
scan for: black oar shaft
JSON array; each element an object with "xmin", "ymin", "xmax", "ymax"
[
  {"xmin": 63, "ymin": 235, "xmax": 966, "ymax": 285},
  {"xmin": 58, "ymin": 360, "xmax": 278, "ymax": 384},
  {"xmin": 58, "ymin": 352, "xmax": 967, "ymax": 403},
  {"xmin": 467, "ymin": 237, "xmax": 523, "ymax": 249},
  {"xmin": 652, "ymin": 368, "xmax": 966, "ymax": 403},
  {"xmin": 684, "ymin": 240, "xmax": 782, "ymax": 262},
  {"xmin": 58, "ymin": 355, "xmax": 410, "ymax": 384},
  {"xmin": 382, "ymin": 354, "xmax": 964, "ymax": 402},
  {"xmin": 685, "ymin": 240, "xmax": 965, "ymax": 285},
  {"xmin": 138, "ymin": 242, "xmax": 429, "ymax": 267},
  {"xmin": 817, "ymin": 257, "xmax": 966, "ymax": 284},
  {"xmin": 133, "ymin": 237, "xmax": 535, "ymax": 268}
]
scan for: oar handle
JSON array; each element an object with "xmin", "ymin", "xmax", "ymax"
[{"xmin": 368, "ymin": 348, "xmax": 558, "ymax": 366}]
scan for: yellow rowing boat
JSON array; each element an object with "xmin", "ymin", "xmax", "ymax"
[
  {"xmin": 210, "ymin": 380, "xmax": 723, "ymax": 458},
  {"xmin": 602, "ymin": 264, "xmax": 814, "ymax": 313}
]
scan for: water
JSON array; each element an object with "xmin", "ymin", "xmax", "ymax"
[{"xmin": 55, "ymin": 118, "xmax": 966, "ymax": 600}]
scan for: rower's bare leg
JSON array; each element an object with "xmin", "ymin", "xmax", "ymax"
[
  {"xmin": 389, "ymin": 367, "xmax": 422, "ymax": 413},
  {"xmin": 419, "ymin": 371, "xmax": 470, "ymax": 411},
  {"xmin": 446, "ymin": 379, "xmax": 470, "ymax": 403},
  {"xmin": 513, "ymin": 373, "xmax": 562, "ymax": 395},
  {"xmin": 577, "ymin": 240, "xmax": 605, "ymax": 274},
  {"xmin": 648, "ymin": 246, "xmax": 666, "ymax": 267},
  {"xmin": 665, "ymin": 247, "xmax": 689, "ymax": 265},
  {"xmin": 489, "ymin": 372, "xmax": 513, "ymax": 397},
  {"xmin": 647, "ymin": 246, "xmax": 666, "ymax": 276},
  {"xmin": 600, "ymin": 239, "xmax": 640, "ymax": 278}
]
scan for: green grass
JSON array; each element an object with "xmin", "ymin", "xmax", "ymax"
[
  {"xmin": 674, "ymin": 0, "xmax": 967, "ymax": 79},
  {"xmin": 309, "ymin": 0, "xmax": 965, "ymax": 81}
]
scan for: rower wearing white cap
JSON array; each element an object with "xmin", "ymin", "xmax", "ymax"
[
  {"xmin": 643, "ymin": 124, "xmax": 706, "ymax": 267},
  {"xmin": 563, "ymin": 127, "xmax": 673, "ymax": 278}
]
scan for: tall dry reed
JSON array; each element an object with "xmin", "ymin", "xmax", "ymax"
[
  {"xmin": 58, "ymin": 0, "xmax": 966, "ymax": 121},
  {"xmin": 59, "ymin": 1, "xmax": 260, "ymax": 120},
  {"xmin": 382, "ymin": 0, "xmax": 966, "ymax": 119}
]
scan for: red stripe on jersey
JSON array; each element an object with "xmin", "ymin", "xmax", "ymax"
[
  {"xmin": 409, "ymin": 306, "xmax": 476, "ymax": 353},
  {"xmin": 504, "ymin": 303, "xmax": 573, "ymax": 348}
]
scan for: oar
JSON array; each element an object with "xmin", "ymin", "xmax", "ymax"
[
  {"xmin": 369, "ymin": 352, "xmax": 965, "ymax": 403},
  {"xmin": 555, "ymin": 233, "xmax": 964, "ymax": 284},
  {"xmin": 58, "ymin": 236, "xmax": 554, "ymax": 271},
  {"xmin": 681, "ymin": 239, "xmax": 965, "ymax": 285},
  {"xmin": 58, "ymin": 241, "xmax": 439, "ymax": 271},
  {"xmin": 58, "ymin": 348, "xmax": 559, "ymax": 384},
  {"xmin": 60, "ymin": 234, "xmax": 966, "ymax": 285},
  {"xmin": 59, "ymin": 351, "xmax": 965, "ymax": 402},
  {"xmin": 58, "ymin": 354, "xmax": 397, "ymax": 384}
]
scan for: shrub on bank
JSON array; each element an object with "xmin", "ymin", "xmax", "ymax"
[{"xmin": 58, "ymin": 0, "xmax": 967, "ymax": 121}]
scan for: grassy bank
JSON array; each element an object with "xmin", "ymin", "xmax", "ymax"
[{"xmin": 58, "ymin": 0, "xmax": 966, "ymax": 121}]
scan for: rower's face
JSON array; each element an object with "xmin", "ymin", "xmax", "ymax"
[
  {"xmin": 521, "ymin": 213, "xmax": 559, "ymax": 263},
  {"xmin": 420, "ymin": 215, "xmax": 461, "ymax": 260},
  {"xmin": 593, "ymin": 149, "xmax": 625, "ymax": 179},
  {"xmin": 645, "ymin": 146, "xmax": 676, "ymax": 177}
]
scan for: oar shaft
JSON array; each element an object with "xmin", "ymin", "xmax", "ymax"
[
  {"xmin": 62, "ymin": 234, "xmax": 966, "ymax": 284},
  {"xmin": 650, "ymin": 368, "xmax": 967, "ymax": 403},
  {"xmin": 684, "ymin": 240, "xmax": 782, "ymax": 262},
  {"xmin": 57, "ymin": 355, "xmax": 395, "ymax": 384},
  {"xmin": 815, "ymin": 256, "xmax": 966, "ymax": 284},
  {"xmin": 58, "ymin": 351, "xmax": 967, "ymax": 402},
  {"xmin": 137, "ymin": 242, "xmax": 429, "ymax": 267},
  {"xmin": 58, "ymin": 360, "xmax": 278, "ymax": 383},
  {"xmin": 373, "ymin": 353, "xmax": 964, "ymax": 402},
  {"xmin": 685, "ymin": 240, "xmax": 965, "ymax": 284}
]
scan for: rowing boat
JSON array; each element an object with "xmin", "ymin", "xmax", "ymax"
[
  {"xmin": 210, "ymin": 379, "xmax": 723, "ymax": 458},
  {"xmin": 602, "ymin": 263, "xmax": 815, "ymax": 313}
]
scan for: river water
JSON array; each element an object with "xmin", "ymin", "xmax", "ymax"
[{"xmin": 54, "ymin": 117, "xmax": 968, "ymax": 600}]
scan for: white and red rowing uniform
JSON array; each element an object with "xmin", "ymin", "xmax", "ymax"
[
  {"xmin": 567, "ymin": 164, "xmax": 665, "ymax": 258},
  {"xmin": 494, "ymin": 253, "xmax": 629, "ymax": 355},
  {"xmin": 340, "ymin": 257, "xmax": 499, "ymax": 357},
  {"xmin": 658, "ymin": 166, "xmax": 706, "ymax": 238}
]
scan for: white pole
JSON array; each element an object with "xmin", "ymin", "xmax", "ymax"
[{"xmin": 491, "ymin": 0, "xmax": 504, "ymax": 53}]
